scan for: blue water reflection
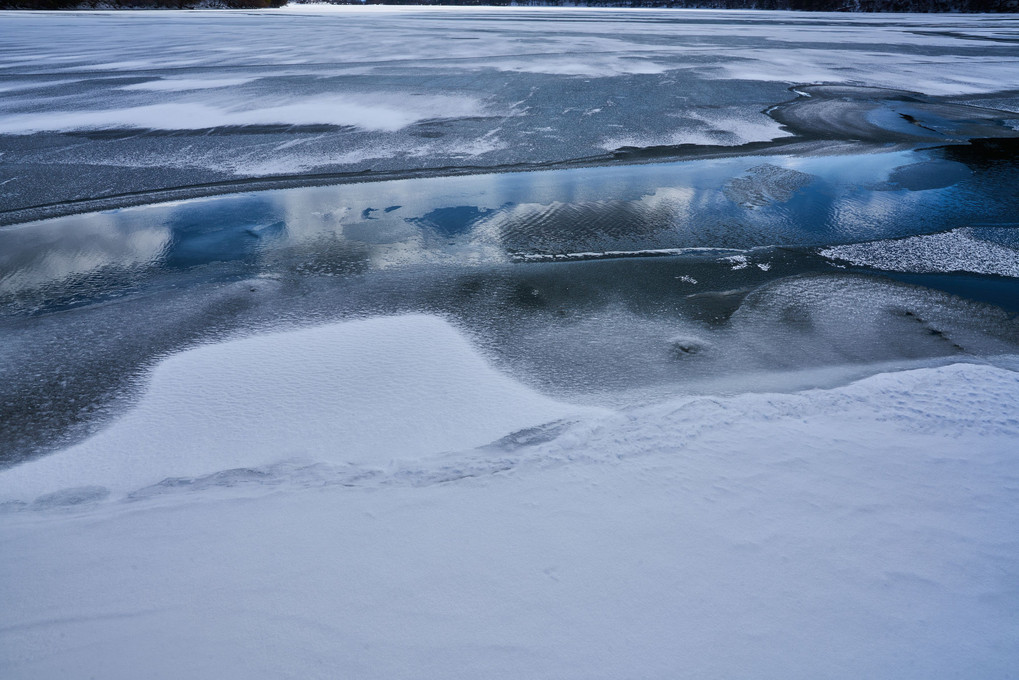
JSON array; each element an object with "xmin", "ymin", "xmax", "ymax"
[{"xmin": 1, "ymin": 145, "xmax": 1017, "ymax": 316}]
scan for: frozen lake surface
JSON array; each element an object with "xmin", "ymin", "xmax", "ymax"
[
  {"xmin": 2, "ymin": 6, "xmax": 1019, "ymax": 220},
  {"xmin": 2, "ymin": 8, "xmax": 1019, "ymax": 680}
]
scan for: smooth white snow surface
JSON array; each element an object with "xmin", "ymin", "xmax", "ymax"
[
  {"xmin": 1, "ymin": 356, "xmax": 1018, "ymax": 679},
  {"xmin": 0, "ymin": 315, "xmax": 594, "ymax": 499},
  {"xmin": 602, "ymin": 109, "xmax": 794, "ymax": 149}
]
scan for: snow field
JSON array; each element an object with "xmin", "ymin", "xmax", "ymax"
[{"xmin": 1, "ymin": 347, "xmax": 1017, "ymax": 679}]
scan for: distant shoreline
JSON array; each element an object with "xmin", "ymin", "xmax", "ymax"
[{"xmin": 2, "ymin": 1, "xmax": 1017, "ymax": 13}]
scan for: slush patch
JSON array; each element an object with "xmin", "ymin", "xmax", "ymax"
[
  {"xmin": 723, "ymin": 164, "xmax": 813, "ymax": 209},
  {"xmin": 820, "ymin": 227, "xmax": 1019, "ymax": 278}
]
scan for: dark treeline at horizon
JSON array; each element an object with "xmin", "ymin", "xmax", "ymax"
[
  {"xmin": 1, "ymin": 0, "xmax": 286, "ymax": 7},
  {"xmin": 1, "ymin": 0, "xmax": 1017, "ymax": 13}
]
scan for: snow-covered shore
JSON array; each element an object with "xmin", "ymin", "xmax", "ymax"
[{"xmin": 2, "ymin": 314, "xmax": 1018, "ymax": 679}]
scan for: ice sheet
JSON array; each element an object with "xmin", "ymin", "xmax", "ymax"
[
  {"xmin": 489, "ymin": 54, "xmax": 672, "ymax": 77},
  {"xmin": 2, "ymin": 7, "xmax": 1017, "ymax": 207}
]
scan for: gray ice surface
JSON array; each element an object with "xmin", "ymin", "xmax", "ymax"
[{"xmin": 2, "ymin": 8, "xmax": 1019, "ymax": 221}]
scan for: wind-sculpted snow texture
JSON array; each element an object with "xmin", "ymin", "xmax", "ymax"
[
  {"xmin": 2, "ymin": 353, "xmax": 1018, "ymax": 680},
  {"xmin": 2, "ymin": 8, "xmax": 1019, "ymax": 680}
]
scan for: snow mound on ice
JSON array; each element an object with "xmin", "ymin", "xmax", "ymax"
[
  {"xmin": 0, "ymin": 315, "xmax": 594, "ymax": 499},
  {"xmin": 821, "ymin": 227, "xmax": 1019, "ymax": 278}
]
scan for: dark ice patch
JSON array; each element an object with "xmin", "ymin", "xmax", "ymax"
[
  {"xmin": 883, "ymin": 160, "xmax": 972, "ymax": 191},
  {"xmin": 969, "ymin": 225, "xmax": 1019, "ymax": 249},
  {"xmin": 728, "ymin": 274, "xmax": 1019, "ymax": 366},
  {"xmin": 490, "ymin": 420, "xmax": 575, "ymax": 451},
  {"xmin": 668, "ymin": 334, "xmax": 711, "ymax": 358}
]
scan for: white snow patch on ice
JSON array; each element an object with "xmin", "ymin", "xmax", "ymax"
[
  {"xmin": 603, "ymin": 110, "xmax": 792, "ymax": 149},
  {"xmin": 66, "ymin": 58, "xmax": 202, "ymax": 71},
  {"xmin": 199, "ymin": 134, "xmax": 503, "ymax": 176},
  {"xmin": 684, "ymin": 111, "xmax": 794, "ymax": 144},
  {"xmin": 117, "ymin": 77, "xmax": 259, "ymax": 92},
  {"xmin": 0, "ymin": 79, "xmax": 79, "ymax": 93},
  {"xmin": 724, "ymin": 254, "xmax": 750, "ymax": 270},
  {"xmin": 821, "ymin": 228, "xmax": 1019, "ymax": 278},
  {"xmin": 712, "ymin": 50, "xmax": 1019, "ymax": 96},
  {"xmin": 490, "ymin": 55, "xmax": 672, "ymax": 77},
  {"xmin": 0, "ymin": 315, "xmax": 595, "ymax": 499},
  {"xmin": 0, "ymin": 94, "xmax": 488, "ymax": 134}
]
